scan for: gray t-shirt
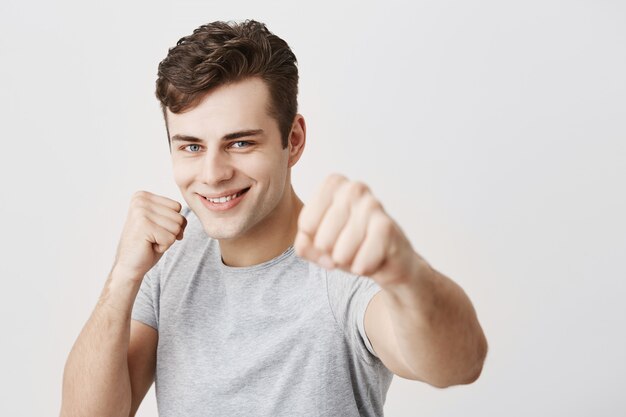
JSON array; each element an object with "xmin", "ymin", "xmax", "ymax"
[{"xmin": 131, "ymin": 206, "xmax": 394, "ymax": 417}]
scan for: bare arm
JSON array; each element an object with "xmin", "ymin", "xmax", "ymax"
[
  {"xmin": 366, "ymin": 256, "xmax": 488, "ymax": 388},
  {"xmin": 293, "ymin": 175, "xmax": 487, "ymax": 387},
  {"xmin": 60, "ymin": 191, "xmax": 186, "ymax": 417},
  {"xmin": 60, "ymin": 269, "xmax": 143, "ymax": 417},
  {"xmin": 128, "ymin": 320, "xmax": 158, "ymax": 417}
]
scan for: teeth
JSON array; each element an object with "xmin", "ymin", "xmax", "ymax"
[{"xmin": 206, "ymin": 190, "xmax": 243, "ymax": 203}]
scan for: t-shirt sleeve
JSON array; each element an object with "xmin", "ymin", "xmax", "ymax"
[
  {"xmin": 131, "ymin": 265, "xmax": 161, "ymax": 331},
  {"xmin": 325, "ymin": 268, "xmax": 383, "ymax": 365}
]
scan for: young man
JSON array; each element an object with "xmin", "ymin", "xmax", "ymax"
[{"xmin": 61, "ymin": 20, "xmax": 487, "ymax": 417}]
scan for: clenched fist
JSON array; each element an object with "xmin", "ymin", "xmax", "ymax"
[
  {"xmin": 294, "ymin": 174, "xmax": 420, "ymax": 287},
  {"xmin": 112, "ymin": 191, "xmax": 187, "ymax": 281}
]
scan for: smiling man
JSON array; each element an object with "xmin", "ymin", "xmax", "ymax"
[
  {"xmin": 167, "ymin": 77, "xmax": 304, "ymax": 267},
  {"xmin": 60, "ymin": 20, "xmax": 487, "ymax": 417}
]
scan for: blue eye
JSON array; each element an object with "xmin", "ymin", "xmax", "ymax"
[
  {"xmin": 183, "ymin": 144, "xmax": 201, "ymax": 153},
  {"xmin": 231, "ymin": 141, "xmax": 251, "ymax": 149}
]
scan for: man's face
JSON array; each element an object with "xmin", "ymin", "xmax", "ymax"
[{"xmin": 167, "ymin": 77, "xmax": 292, "ymax": 241}]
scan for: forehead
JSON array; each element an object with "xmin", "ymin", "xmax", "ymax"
[{"xmin": 166, "ymin": 77, "xmax": 275, "ymax": 138}]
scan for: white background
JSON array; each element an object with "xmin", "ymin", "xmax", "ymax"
[{"xmin": 1, "ymin": 0, "xmax": 625, "ymax": 416}]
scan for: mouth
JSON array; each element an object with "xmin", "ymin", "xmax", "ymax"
[
  {"xmin": 199, "ymin": 187, "xmax": 251, "ymax": 212},
  {"xmin": 202, "ymin": 187, "xmax": 250, "ymax": 203}
]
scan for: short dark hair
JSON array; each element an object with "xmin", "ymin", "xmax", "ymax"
[{"xmin": 155, "ymin": 20, "xmax": 299, "ymax": 148}]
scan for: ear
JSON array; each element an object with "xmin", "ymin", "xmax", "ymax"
[{"xmin": 287, "ymin": 114, "xmax": 306, "ymax": 168}]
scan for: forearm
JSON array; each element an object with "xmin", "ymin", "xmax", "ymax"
[
  {"xmin": 381, "ymin": 256, "xmax": 487, "ymax": 388},
  {"xmin": 60, "ymin": 269, "xmax": 142, "ymax": 417}
]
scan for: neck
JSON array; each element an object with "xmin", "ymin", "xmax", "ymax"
[{"xmin": 218, "ymin": 185, "xmax": 304, "ymax": 267}]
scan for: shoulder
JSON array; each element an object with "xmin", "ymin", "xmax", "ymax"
[
  {"xmin": 325, "ymin": 267, "xmax": 381, "ymax": 299},
  {"xmin": 324, "ymin": 267, "xmax": 382, "ymax": 325}
]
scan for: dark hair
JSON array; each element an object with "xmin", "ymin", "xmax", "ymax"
[{"xmin": 155, "ymin": 20, "xmax": 299, "ymax": 148}]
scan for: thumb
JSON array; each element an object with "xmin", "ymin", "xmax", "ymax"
[{"xmin": 176, "ymin": 216, "xmax": 188, "ymax": 240}]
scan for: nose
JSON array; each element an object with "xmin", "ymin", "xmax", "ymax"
[{"xmin": 199, "ymin": 147, "xmax": 234, "ymax": 186}]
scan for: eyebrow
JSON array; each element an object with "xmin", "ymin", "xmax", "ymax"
[{"xmin": 170, "ymin": 129, "xmax": 265, "ymax": 143}]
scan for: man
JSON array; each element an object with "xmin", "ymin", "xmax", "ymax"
[{"xmin": 60, "ymin": 20, "xmax": 487, "ymax": 417}]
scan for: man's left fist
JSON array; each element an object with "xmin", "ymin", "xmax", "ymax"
[{"xmin": 294, "ymin": 173, "xmax": 419, "ymax": 287}]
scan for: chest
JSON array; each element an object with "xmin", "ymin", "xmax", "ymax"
[{"xmin": 154, "ymin": 273, "xmax": 357, "ymax": 416}]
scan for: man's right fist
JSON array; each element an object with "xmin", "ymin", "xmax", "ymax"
[{"xmin": 112, "ymin": 191, "xmax": 187, "ymax": 281}]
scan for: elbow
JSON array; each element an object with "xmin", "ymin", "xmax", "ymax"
[
  {"xmin": 460, "ymin": 358, "xmax": 485, "ymax": 386},
  {"xmin": 428, "ymin": 361, "xmax": 485, "ymax": 389},
  {"xmin": 460, "ymin": 330, "xmax": 488, "ymax": 385},
  {"xmin": 430, "ymin": 333, "xmax": 489, "ymax": 389},
  {"xmin": 459, "ymin": 331, "xmax": 489, "ymax": 386}
]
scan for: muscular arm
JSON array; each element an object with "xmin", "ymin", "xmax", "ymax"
[
  {"xmin": 294, "ymin": 174, "xmax": 487, "ymax": 388},
  {"xmin": 61, "ymin": 270, "xmax": 138, "ymax": 416},
  {"xmin": 366, "ymin": 256, "xmax": 488, "ymax": 387},
  {"xmin": 60, "ymin": 191, "xmax": 184, "ymax": 416}
]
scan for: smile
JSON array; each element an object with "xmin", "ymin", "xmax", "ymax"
[
  {"xmin": 199, "ymin": 187, "xmax": 251, "ymax": 212},
  {"xmin": 204, "ymin": 188, "xmax": 249, "ymax": 203}
]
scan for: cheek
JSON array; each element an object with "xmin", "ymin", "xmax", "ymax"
[
  {"xmin": 262, "ymin": 157, "xmax": 289, "ymax": 186},
  {"xmin": 171, "ymin": 161, "xmax": 193, "ymax": 187},
  {"xmin": 241, "ymin": 156, "xmax": 279, "ymax": 181}
]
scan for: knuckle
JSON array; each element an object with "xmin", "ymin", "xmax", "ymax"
[
  {"xmin": 331, "ymin": 250, "xmax": 350, "ymax": 267},
  {"xmin": 158, "ymin": 234, "xmax": 175, "ymax": 248},
  {"xmin": 132, "ymin": 190, "xmax": 148, "ymax": 200},
  {"xmin": 355, "ymin": 194, "xmax": 379, "ymax": 214},
  {"xmin": 349, "ymin": 181, "xmax": 369, "ymax": 198},
  {"xmin": 364, "ymin": 195, "xmax": 382, "ymax": 211},
  {"xmin": 313, "ymin": 235, "xmax": 332, "ymax": 252},
  {"xmin": 361, "ymin": 265, "xmax": 375, "ymax": 276},
  {"xmin": 379, "ymin": 215, "xmax": 395, "ymax": 235},
  {"xmin": 327, "ymin": 173, "xmax": 347, "ymax": 187},
  {"xmin": 131, "ymin": 193, "xmax": 148, "ymax": 208}
]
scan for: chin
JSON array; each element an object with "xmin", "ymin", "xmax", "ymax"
[
  {"xmin": 200, "ymin": 220, "xmax": 247, "ymax": 241},
  {"xmin": 203, "ymin": 230, "xmax": 239, "ymax": 240}
]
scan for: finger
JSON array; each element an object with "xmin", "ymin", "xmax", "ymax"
[
  {"xmin": 351, "ymin": 211, "xmax": 392, "ymax": 276},
  {"xmin": 298, "ymin": 174, "xmax": 347, "ymax": 237},
  {"xmin": 142, "ymin": 191, "xmax": 183, "ymax": 213},
  {"xmin": 312, "ymin": 180, "xmax": 355, "ymax": 253},
  {"xmin": 146, "ymin": 218, "xmax": 178, "ymax": 254},
  {"xmin": 294, "ymin": 230, "xmax": 324, "ymax": 262},
  {"xmin": 331, "ymin": 194, "xmax": 381, "ymax": 268},
  {"xmin": 146, "ymin": 211, "xmax": 184, "ymax": 238},
  {"xmin": 148, "ymin": 202, "xmax": 187, "ymax": 228},
  {"xmin": 176, "ymin": 217, "xmax": 188, "ymax": 240}
]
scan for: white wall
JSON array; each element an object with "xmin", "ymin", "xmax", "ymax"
[{"xmin": 1, "ymin": 0, "xmax": 624, "ymax": 415}]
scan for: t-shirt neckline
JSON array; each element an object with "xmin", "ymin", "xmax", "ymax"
[{"xmin": 215, "ymin": 243, "xmax": 296, "ymax": 274}]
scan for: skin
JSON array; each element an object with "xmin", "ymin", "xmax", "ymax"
[
  {"xmin": 61, "ymin": 190, "xmax": 186, "ymax": 417},
  {"xmin": 295, "ymin": 174, "xmax": 488, "ymax": 386},
  {"xmin": 167, "ymin": 76, "xmax": 487, "ymax": 387},
  {"xmin": 61, "ymin": 75, "xmax": 486, "ymax": 417},
  {"xmin": 167, "ymin": 77, "xmax": 306, "ymax": 267}
]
